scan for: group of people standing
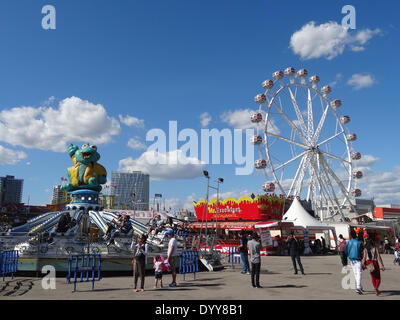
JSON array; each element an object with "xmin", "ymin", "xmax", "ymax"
[
  {"xmin": 238, "ymin": 230, "xmax": 306, "ymax": 289},
  {"xmin": 337, "ymin": 230, "xmax": 385, "ymax": 295},
  {"xmin": 238, "ymin": 231, "xmax": 262, "ymax": 288},
  {"xmin": 130, "ymin": 229, "xmax": 179, "ymax": 292}
]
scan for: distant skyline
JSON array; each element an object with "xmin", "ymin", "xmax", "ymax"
[{"xmin": 0, "ymin": 0, "xmax": 399, "ymax": 209}]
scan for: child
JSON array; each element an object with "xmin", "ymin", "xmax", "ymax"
[
  {"xmin": 153, "ymin": 256, "xmax": 163, "ymax": 288},
  {"xmin": 394, "ymin": 245, "xmax": 400, "ymax": 266}
]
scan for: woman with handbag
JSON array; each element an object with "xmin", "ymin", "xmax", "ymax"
[
  {"xmin": 131, "ymin": 234, "xmax": 148, "ymax": 292},
  {"xmin": 362, "ymin": 238, "xmax": 385, "ymax": 296}
]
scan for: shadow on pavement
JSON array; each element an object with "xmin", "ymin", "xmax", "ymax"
[
  {"xmin": 177, "ymin": 283, "xmax": 224, "ymax": 288},
  {"xmin": 379, "ymin": 290, "xmax": 400, "ymax": 297},
  {"xmin": 302, "ymin": 273, "xmax": 332, "ymax": 275},
  {"xmin": 188, "ymin": 277, "xmax": 223, "ymax": 281},
  {"xmin": 78, "ymin": 287, "xmax": 132, "ymax": 293},
  {"xmin": 260, "ymin": 271, "xmax": 281, "ymax": 275},
  {"xmin": 263, "ymin": 284, "xmax": 308, "ymax": 289},
  {"xmin": 1, "ymin": 279, "xmax": 34, "ymax": 297}
]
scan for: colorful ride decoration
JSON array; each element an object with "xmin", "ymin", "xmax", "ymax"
[
  {"xmin": 61, "ymin": 143, "xmax": 107, "ymax": 192},
  {"xmin": 193, "ymin": 195, "xmax": 284, "ymax": 222}
]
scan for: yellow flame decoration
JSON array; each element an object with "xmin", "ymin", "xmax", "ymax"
[{"xmin": 193, "ymin": 195, "xmax": 284, "ymax": 207}]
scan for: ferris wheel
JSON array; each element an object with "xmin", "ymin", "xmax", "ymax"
[{"xmin": 251, "ymin": 67, "xmax": 363, "ymax": 221}]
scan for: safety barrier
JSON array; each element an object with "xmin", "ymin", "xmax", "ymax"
[
  {"xmin": 176, "ymin": 230, "xmax": 189, "ymax": 239},
  {"xmin": 0, "ymin": 250, "xmax": 19, "ymax": 281},
  {"xmin": 227, "ymin": 246, "xmax": 241, "ymax": 269},
  {"xmin": 67, "ymin": 254, "xmax": 101, "ymax": 292},
  {"xmin": 179, "ymin": 250, "xmax": 199, "ymax": 280}
]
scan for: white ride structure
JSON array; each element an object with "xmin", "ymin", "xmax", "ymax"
[{"xmin": 251, "ymin": 67, "xmax": 363, "ymax": 221}]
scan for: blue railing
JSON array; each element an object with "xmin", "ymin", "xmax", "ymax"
[
  {"xmin": 179, "ymin": 250, "xmax": 199, "ymax": 280},
  {"xmin": 227, "ymin": 246, "xmax": 241, "ymax": 269},
  {"xmin": 67, "ymin": 254, "xmax": 101, "ymax": 292},
  {"xmin": 0, "ymin": 250, "xmax": 19, "ymax": 281},
  {"xmin": 176, "ymin": 230, "xmax": 189, "ymax": 239}
]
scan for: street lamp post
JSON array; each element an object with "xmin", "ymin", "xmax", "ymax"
[
  {"xmin": 214, "ymin": 178, "xmax": 224, "ymax": 239},
  {"xmin": 199, "ymin": 171, "xmax": 223, "ymax": 254}
]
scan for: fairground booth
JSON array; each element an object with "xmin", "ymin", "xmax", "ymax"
[{"xmin": 190, "ymin": 194, "xmax": 332, "ymax": 255}]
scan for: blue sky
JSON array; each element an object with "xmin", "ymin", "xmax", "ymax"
[{"xmin": 0, "ymin": 0, "xmax": 399, "ymax": 208}]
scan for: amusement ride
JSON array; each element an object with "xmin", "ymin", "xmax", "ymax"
[{"xmin": 251, "ymin": 67, "xmax": 362, "ymax": 222}]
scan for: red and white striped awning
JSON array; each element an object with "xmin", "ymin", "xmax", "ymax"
[
  {"xmin": 254, "ymin": 221, "xmax": 296, "ymax": 229},
  {"xmin": 189, "ymin": 220, "xmax": 291, "ymax": 230}
]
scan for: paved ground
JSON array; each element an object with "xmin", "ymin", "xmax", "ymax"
[{"xmin": 1, "ymin": 254, "xmax": 399, "ymax": 300}]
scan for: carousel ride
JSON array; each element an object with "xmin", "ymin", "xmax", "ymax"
[
  {"xmin": 251, "ymin": 67, "xmax": 362, "ymax": 221},
  {"xmin": 0, "ymin": 144, "xmax": 187, "ymax": 272}
]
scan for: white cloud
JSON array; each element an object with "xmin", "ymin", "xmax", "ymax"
[
  {"xmin": 329, "ymin": 73, "xmax": 343, "ymax": 87},
  {"xmin": 200, "ymin": 112, "xmax": 212, "ymax": 128},
  {"xmin": 357, "ymin": 166, "xmax": 400, "ymax": 205},
  {"xmin": 118, "ymin": 149, "xmax": 206, "ymax": 180},
  {"xmin": 127, "ymin": 137, "xmax": 147, "ymax": 150},
  {"xmin": 289, "ymin": 21, "xmax": 381, "ymax": 60},
  {"xmin": 221, "ymin": 109, "xmax": 256, "ymax": 130},
  {"xmin": 210, "ymin": 189, "xmax": 255, "ymax": 200},
  {"xmin": 0, "ymin": 145, "xmax": 27, "ymax": 165},
  {"xmin": 347, "ymin": 73, "xmax": 375, "ymax": 90},
  {"xmin": 0, "ymin": 96, "xmax": 121, "ymax": 152},
  {"xmin": 356, "ymin": 154, "xmax": 380, "ymax": 167},
  {"xmin": 221, "ymin": 108, "xmax": 280, "ymax": 136},
  {"xmin": 119, "ymin": 114, "xmax": 145, "ymax": 128},
  {"xmin": 161, "ymin": 193, "xmax": 198, "ymax": 211}
]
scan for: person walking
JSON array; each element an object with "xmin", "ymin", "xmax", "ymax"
[
  {"xmin": 248, "ymin": 232, "xmax": 262, "ymax": 288},
  {"xmin": 363, "ymin": 238, "xmax": 385, "ymax": 296},
  {"xmin": 131, "ymin": 234, "xmax": 148, "ymax": 292},
  {"xmin": 337, "ymin": 234, "xmax": 348, "ymax": 269},
  {"xmin": 166, "ymin": 229, "xmax": 179, "ymax": 287},
  {"xmin": 346, "ymin": 229, "xmax": 366, "ymax": 295},
  {"xmin": 384, "ymin": 237, "xmax": 391, "ymax": 254},
  {"xmin": 238, "ymin": 230, "xmax": 250, "ymax": 274},
  {"xmin": 286, "ymin": 232, "xmax": 305, "ymax": 275}
]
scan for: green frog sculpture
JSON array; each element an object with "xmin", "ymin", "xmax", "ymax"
[{"xmin": 60, "ymin": 143, "xmax": 107, "ymax": 192}]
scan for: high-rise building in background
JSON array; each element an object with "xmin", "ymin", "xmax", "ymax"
[
  {"xmin": 110, "ymin": 171, "xmax": 149, "ymax": 210},
  {"xmin": 0, "ymin": 175, "xmax": 24, "ymax": 204},
  {"xmin": 51, "ymin": 185, "xmax": 67, "ymax": 205}
]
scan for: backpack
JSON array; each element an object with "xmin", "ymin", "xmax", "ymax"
[{"xmin": 338, "ymin": 239, "xmax": 346, "ymax": 251}]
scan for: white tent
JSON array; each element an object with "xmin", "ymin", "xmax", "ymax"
[
  {"xmin": 282, "ymin": 198, "xmax": 337, "ymax": 254},
  {"xmin": 282, "ymin": 198, "xmax": 335, "ymax": 231}
]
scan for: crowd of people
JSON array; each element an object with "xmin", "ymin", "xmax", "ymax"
[
  {"xmin": 271, "ymin": 234, "xmax": 329, "ymax": 256},
  {"xmin": 146, "ymin": 214, "xmax": 190, "ymax": 244}
]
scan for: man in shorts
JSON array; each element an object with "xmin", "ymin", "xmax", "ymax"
[{"xmin": 166, "ymin": 229, "xmax": 179, "ymax": 287}]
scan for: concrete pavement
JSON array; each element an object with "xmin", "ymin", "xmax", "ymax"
[{"xmin": 1, "ymin": 254, "xmax": 399, "ymax": 300}]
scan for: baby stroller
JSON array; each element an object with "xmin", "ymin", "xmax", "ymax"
[{"xmin": 394, "ymin": 246, "xmax": 400, "ymax": 265}]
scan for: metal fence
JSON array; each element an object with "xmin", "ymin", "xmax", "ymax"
[
  {"xmin": 67, "ymin": 254, "xmax": 101, "ymax": 292},
  {"xmin": 0, "ymin": 250, "xmax": 19, "ymax": 281},
  {"xmin": 227, "ymin": 246, "xmax": 241, "ymax": 269},
  {"xmin": 178, "ymin": 250, "xmax": 199, "ymax": 280}
]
